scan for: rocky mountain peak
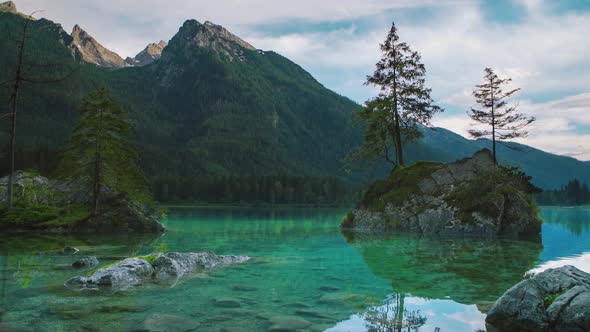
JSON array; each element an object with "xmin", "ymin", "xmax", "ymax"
[
  {"xmin": 125, "ymin": 40, "xmax": 168, "ymax": 67},
  {"xmin": 165, "ymin": 19, "xmax": 256, "ymax": 63},
  {"xmin": 71, "ymin": 24, "xmax": 125, "ymax": 68},
  {"xmin": 0, "ymin": 1, "xmax": 17, "ymax": 13}
]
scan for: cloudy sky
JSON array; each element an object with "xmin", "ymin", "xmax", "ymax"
[{"xmin": 17, "ymin": 0, "xmax": 590, "ymax": 160}]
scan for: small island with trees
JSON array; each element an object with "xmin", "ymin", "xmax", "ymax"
[
  {"xmin": 342, "ymin": 23, "xmax": 540, "ymax": 238},
  {"xmin": 0, "ymin": 89, "xmax": 164, "ymax": 233}
]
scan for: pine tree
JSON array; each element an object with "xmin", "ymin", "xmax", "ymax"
[
  {"xmin": 468, "ymin": 68, "xmax": 535, "ymax": 164},
  {"xmin": 357, "ymin": 22, "xmax": 442, "ymax": 168},
  {"xmin": 57, "ymin": 88, "xmax": 151, "ymax": 215}
]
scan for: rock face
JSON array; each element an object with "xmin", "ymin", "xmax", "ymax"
[
  {"xmin": 125, "ymin": 40, "xmax": 167, "ymax": 66},
  {"xmin": 342, "ymin": 150, "xmax": 541, "ymax": 237},
  {"xmin": 0, "ymin": 1, "xmax": 17, "ymax": 13},
  {"xmin": 71, "ymin": 24, "xmax": 125, "ymax": 68},
  {"xmin": 0, "ymin": 171, "xmax": 53, "ymax": 205},
  {"xmin": 65, "ymin": 251, "xmax": 250, "ymax": 292},
  {"xmin": 159, "ymin": 20, "xmax": 258, "ymax": 87},
  {"xmin": 486, "ymin": 265, "xmax": 590, "ymax": 332}
]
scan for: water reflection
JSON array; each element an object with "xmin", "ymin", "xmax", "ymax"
[
  {"xmin": 541, "ymin": 207, "xmax": 590, "ymax": 235},
  {"xmin": 345, "ymin": 232, "xmax": 543, "ymax": 305}
]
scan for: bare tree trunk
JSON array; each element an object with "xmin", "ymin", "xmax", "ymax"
[
  {"xmin": 7, "ymin": 92, "xmax": 18, "ymax": 208},
  {"xmin": 394, "ymin": 292, "xmax": 405, "ymax": 331},
  {"xmin": 394, "ymin": 110, "xmax": 404, "ymax": 166},
  {"xmin": 6, "ymin": 14, "xmax": 31, "ymax": 209},
  {"xmin": 490, "ymin": 77, "xmax": 497, "ymax": 165}
]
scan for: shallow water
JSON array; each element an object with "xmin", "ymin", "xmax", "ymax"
[{"xmin": 0, "ymin": 206, "xmax": 589, "ymax": 331}]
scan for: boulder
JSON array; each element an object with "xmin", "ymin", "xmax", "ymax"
[
  {"xmin": 486, "ymin": 265, "xmax": 590, "ymax": 332},
  {"xmin": 72, "ymin": 256, "xmax": 99, "ymax": 269}
]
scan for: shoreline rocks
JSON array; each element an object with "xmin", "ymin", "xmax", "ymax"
[
  {"xmin": 65, "ymin": 251, "xmax": 250, "ymax": 292},
  {"xmin": 486, "ymin": 265, "xmax": 590, "ymax": 332}
]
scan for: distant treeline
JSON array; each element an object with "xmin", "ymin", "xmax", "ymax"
[
  {"xmin": 537, "ymin": 179, "xmax": 590, "ymax": 206},
  {"xmin": 152, "ymin": 175, "xmax": 362, "ymax": 205},
  {"xmin": 0, "ymin": 146, "xmax": 361, "ymax": 205}
]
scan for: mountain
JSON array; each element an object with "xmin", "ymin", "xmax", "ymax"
[
  {"xmin": 70, "ymin": 24, "xmax": 125, "ymax": 68},
  {"xmin": 125, "ymin": 40, "xmax": 167, "ymax": 66},
  {"xmin": 0, "ymin": 4, "xmax": 589, "ymax": 203},
  {"xmin": 0, "ymin": 7, "xmax": 361, "ymax": 201}
]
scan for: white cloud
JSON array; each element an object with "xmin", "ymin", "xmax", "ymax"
[{"xmin": 15, "ymin": 0, "xmax": 464, "ymax": 57}]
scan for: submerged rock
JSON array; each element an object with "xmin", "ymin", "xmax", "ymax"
[
  {"xmin": 342, "ymin": 149, "xmax": 542, "ymax": 238},
  {"xmin": 65, "ymin": 251, "xmax": 250, "ymax": 292},
  {"xmin": 214, "ymin": 298, "xmax": 241, "ymax": 308},
  {"xmin": 62, "ymin": 246, "xmax": 80, "ymax": 254},
  {"xmin": 72, "ymin": 256, "xmax": 99, "ymax": 269},
  {"xmin": 486, "ymin": 265, "xmax": 590, "ymax": 332},
  {"xmin": 268, "ymin": 315, "xmax": 311, "ymax": 332},
  {"xmin": 232, "ymin": 285, "xmax": 258, "ymax": 292},
  {"xmin": 141, "ymin": 314, "xmax": 199, "ymax": 332},
  {"xmin": 152, "ymin": 252, "xmax": 249, "ymax": 282},
  {"xmin": 65, "ymin": 258, "xmax": 154, "ymax": 291}
]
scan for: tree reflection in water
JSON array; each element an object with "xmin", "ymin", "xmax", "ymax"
[{"xmin": 363, "ymin": 293, "xmax": 429, "ymax": 332}]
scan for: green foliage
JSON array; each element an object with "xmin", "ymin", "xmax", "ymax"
[
  {"xmin": 340, "ymin": 212, "xmax": 355, "ymax": 228},
  {"xmin": 544, "ymin": 290, "xmax": 567, "ymax": 308},
  {"xmin": 360, "ymin": 161, "xmax": 443, "ymax": 211},
  {"xmin": 136, "ymin": 254, "xmax": 160, "ymax": 265},
  {"xmin": 0, "ymin": 203, "xmax": 89, "ymax": 227},
  {"xmin": 445, "ymin": 167, "xmax": 540, "ymax": 224},
  {"xmin": 357, "ymin": 22, "xmax": 443, "ymax": 168},
  {"xmin": 57, "ymin": 88, "xmax": 152, "ymax": 208}
]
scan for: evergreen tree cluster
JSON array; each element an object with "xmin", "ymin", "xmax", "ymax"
[
  {"xmin": 152, "ymin": 175, "xmax": 361, "ymax": 205},
  {"xmin": 537, "ymin": 179, "xmax": 590, "ymax": 206}
]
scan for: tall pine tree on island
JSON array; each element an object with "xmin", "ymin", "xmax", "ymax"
[
  {"xmin": 468, "ymin": 68, "xmax": 536, "ymax": 164},
  {"xmin": 354, "ymin": 22, "xmax": 442, "ymax": 169},
  {"xmin": 57, "ymin": 88, "xmax": 151, "ymax": 216}
]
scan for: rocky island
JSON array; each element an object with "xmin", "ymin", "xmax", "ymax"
[
  {"xmin": 341, "ymin": 150, "xmax": 542, "ymax": 237},
  {"xmin": 0, "ymin": 171, "xmax": 164, "ymax": 233}
]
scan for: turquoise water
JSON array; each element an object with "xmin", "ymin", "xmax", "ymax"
[{"xmin": 0, "ymin": 206, "xmax": 589, "ymax": 331}]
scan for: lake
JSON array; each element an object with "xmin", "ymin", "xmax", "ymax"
[{"xmin": 0, "ymin": 206, "xmax": 589, "ymax": 331}]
